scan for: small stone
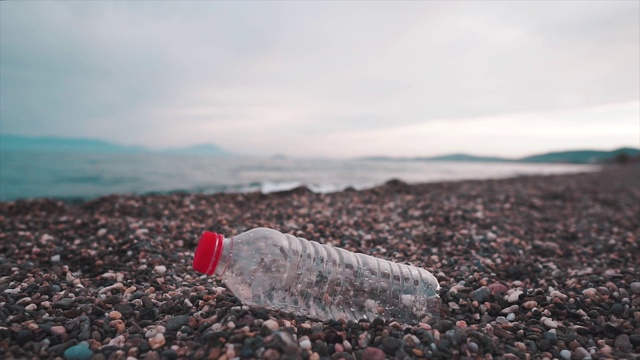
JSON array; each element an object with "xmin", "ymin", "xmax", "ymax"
[
  {"xmin": 299, "ymin": 336, "xmax": 311, "ymax": 350},
  {"xmin": 274, "ymin": 331, "xmax": 299, "ymax": 355},
  {"xmin": 342, "ymin": 340, "xmax": 352, "ymax": 352},
  {"xmin": 309, "ymin": 353, "xmax": 320, "ymax": 360},
  {"xmin": 630, "ymin": 282, "xmax": 640, "ymax": 295},
  {"xmin": 488, "ymin": 283, "xmax": 508, "ymax": 294},
  {"xmin": 154, "ymin": 265, "xmax": 166, "ymax": 274},
  {"xmin": 262, "ymin": 349, "xmax": 281, "ymax": 360},
  {"xmin": 501, "ymin": 305, "xmax": 519, "ymax": 314},
  {"xmin": 262, "ymin": 319, "xmax": 279, "ymax": 331},
  {"xmin": 109, "ymin": 311, "xmax": 122, "ymax": 320},
  {"xmin": 550, "ymin": 290, "xmax": 568, "ymax": 300},
  {"xmin": 614, "ymin": 334, "xmax": 632, "ymax": 352},
  {"xmin": 362, "ymin": 347, "xmax": 386, "ymax": 360},
  {"xmin": 16, "ymin": 330, "xmax": 34, "ymax": 345},
  {"xmin": 559, "ymin": 349, "xmax": 571, "ymax": 360},
  {"xmin": 167, "ymin": 315, "xmax": 189, "ymax": 331},
  {"xmin": 506, "ymin": 313, "xmax": 516, "ymax": 321},
  {"xmin": 63, "ymin": 342, "xmax": 93, "ymax": 360},
  {"xmin": 543, "ymin": 317, "xmax": 558, "ymax": 329},
  {"xmin": 25, "ymin": 304, "xmax": 37, "ymax": 311},
  {"xmin": 582, "ymin": 288, "xmax": 597, "ymax": 297},
  {"xmin": 51, "ymin": 254, "xmax": 61, "ymax": 262},
  {"xmin": 523, "ymin": 301, "xmax": 538, "ymax": 309},
  {"xmin": 149, "ymin": 333, "xmax": 165, "ymax": 349},
  {"xmin": 381, "ymin": 337, "xmax": 402, "ymax": 354},
  {"xmin": 574, "ymin": 347, "xmax": 590, "ymax": 359},
  {"xmin": 468, "ymin": 342, "xmax": 479, "ymax": 353},
  {"xmin": 514, "ymin": 342, "xmax": 526, "ymax": 351},
  {"xmin": 51, "ymin": 326, "xmax": 67, "ymax": 336},
  {"xmin": 358, "ymin": 332, "xmax": 371, "ymax": 347},
  {"xmin": 54, "ymin": 298, "xmax": 74, "ymax": 310},
  {"xmin": 470, "ymin": 287, "xmax": 491, "ymax": 302},
  {"xmin": 507, "ymin": 290, "xmax": 523, "ymax": 303},
  {"xmin": 97, "ymin": 228, "xmax": 108, "ymax": 236}
]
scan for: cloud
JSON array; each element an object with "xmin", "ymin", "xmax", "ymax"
[{"xmin": 1, "ymin": 1, "xmax": 638, "ymax": 157}]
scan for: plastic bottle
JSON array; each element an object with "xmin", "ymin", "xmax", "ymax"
[{"xmin": 192, "ymin": 227, "xmax": 441, "ymax": 323}]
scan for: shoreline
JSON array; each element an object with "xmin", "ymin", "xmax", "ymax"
[
  {"xmin": 0, "ymin": 163, "xmax": 611, "ymax": 205},
  {"xmin": 0, "ymin": 165, "xmax": 638, "ymax": 359}
]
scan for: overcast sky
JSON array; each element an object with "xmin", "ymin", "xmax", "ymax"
[{"xmin": 1, "ymin": 1, "xmax": 638, "ymax": 158}]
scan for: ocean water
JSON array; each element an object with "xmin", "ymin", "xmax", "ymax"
[{"xmin": 0, "ymin": 151, "xmax": 599, "ymax": 201}]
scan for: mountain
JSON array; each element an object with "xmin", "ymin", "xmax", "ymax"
[
  {"xmin": 519, "ymin": 148, "xmax": 640, "ymax": 164},
  {"xmin": 161, "ymin": 143, "xmax": 228, "ymax": 156},
  {"xmin": 0, "ymin": 135, "xmax": 146, "ymax": 154},
  {"xmin": 416, "ymin": 153, "xmax": 512, "ymax": 162},
  {"xmin": 361, "ymin": 147, "xmax": 640, "ymax": 164},
  {"xmin": 0, "ymin": 134, "xmax": 231, "ymax": 156}
]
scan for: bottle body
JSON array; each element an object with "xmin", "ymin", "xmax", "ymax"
[{"xmin": 198, "ymin": 227, "xmax": 440, "ymax": 323}]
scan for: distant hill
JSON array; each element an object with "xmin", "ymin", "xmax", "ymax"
[
  {"xmin": 0, "ymin": 134, "xmax": 231, "ymax": 156},
  {"xmin": 519, "ymin": 148, "xmax": 640, "ymax": 164},
  {"xmin": 0, "ymin": 135, "xmax": 146, "ymax": 154},
  {"xmin": 361, "ymin": 147, "xmax": 640, "ymax": 164},
  {"xmin": 161, "ymin": 143, "xmax": 228, "ymax": 156},
  {"xmin": 416, "ymin": 153, "xmax": 512, "ymax": 162}
]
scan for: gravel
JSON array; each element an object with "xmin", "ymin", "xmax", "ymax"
[{"xmin": 0, "ymin": 165, "xmax": 638, "ymax": 359}]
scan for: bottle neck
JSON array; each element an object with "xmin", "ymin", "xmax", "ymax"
[{"xmin": 214, "ymin": 237, "xmax": 233, "ymax": 276}]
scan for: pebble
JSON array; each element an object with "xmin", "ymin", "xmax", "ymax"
[
  {"xmin": 51, "ymin": 326, "xmax": 67, "ymax": 336},
  {"xmin": 342, "ymin": 340, "xmax": 352, "ymax": 352},
  {"xmin": 574, "ymin": 347, "xmax": 590, "ymax": 359},
  {"xmin": 25, "ymin": 304, "xmax": 37, "ymax": 311},
  {"xmin": 362, "ymin": 347, "xmax": 386, "ymax": 360},
  {"xmin": 167, "ymin": 315, "xmax": 189, "ymax": 331},
  {"xmin": 501, "ymin": 305, "xmax": 519, "ymax": 314},
  {"xmin": 262, "ymin": 319, "xmax": 279, "ymax": 331},
  {"xmin": 614, "ymin": 334, "xmax": 632, "ymax": 351},
  {"xmin": 381, "ymin": 337, "xmax": 402, "ymax": 353},
  {"xmin": 16, "ymin": 330, "xmax": 33, "ymax": 345},
  {"xmin": 299, "ymin": 336, "xmax": 311, "ymax": 350},
  {"xmin": 63, "ymin": 342, "xmax": 93, "ymax": 360},
  {"xmin": 523, "ymin": 301, "xmax": 538, "ymax": 309},
  {"xmin": 470, "ymin": 287, "xmax": 491, "ymax": 302},
  {"xmin": 109, "ymin": 311, "xmax": 122, "ymax": 320},
  {"xmin": 154, "ymin": 265, "xmax": 166, "ymax": 274},
  {"xmin": 559, "ymin": 349, "xmax": 571, "ymax": 360},
  {"xmin": 274, "ymin": 331, "xmax": 299, "ymax": 355},
  {"xmin": 630, "ymin": 282, "xmax": 640, "ymax": 295},
  {"xmin": 54, "ymin": 298, "xmax": 74, "ymax": 310},
  {"xmin": 507, "ymin": 290, "xmax": 523, "ymax": 303},
  {"xmin": 149, "ymin": 333, "xmax": 166, "ymax": 349},
  {"xmin": 542, "ymin": 317, "xmax": 558, "ymax": 329}
]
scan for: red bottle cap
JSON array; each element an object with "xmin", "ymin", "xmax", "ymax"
[{"xmin": 193, "ymin": 231, "xmax": 224, "ymax": 275}]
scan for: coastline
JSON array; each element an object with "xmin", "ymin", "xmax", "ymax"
[{"xmin": 1, "ymin": 165, "xmax": 638, "ymax": 359}]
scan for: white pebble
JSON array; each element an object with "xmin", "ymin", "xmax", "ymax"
[
  {"xmin": 154, "ymin": 265, "xmax": 166, "ymax": 274},
  {"xmin": 50, "ymin": 255, "xmax": 61, "ymax": 262},
  {"xmin": 543, "ymin": 317, "xmax": 558, "ymax": 329},
  {"xmin": 262, "ymin": 319, "xmax": 279, "ymax": 331},
  {"xmin": 299, "ymin": 336, "xmax": 312, "ymax": 350},
  {"xmin": 507, "ymin": 290, "xmax": 523, "ymax": 303}
]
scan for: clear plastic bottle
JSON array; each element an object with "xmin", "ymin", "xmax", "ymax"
[{"xmin": 193, "ymin": 227, "xmax": 441, "ymax": 323}]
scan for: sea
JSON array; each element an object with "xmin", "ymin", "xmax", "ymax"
[{"xmin": 0, "ymin": 151, "xmax": 599, "ymax": 201}]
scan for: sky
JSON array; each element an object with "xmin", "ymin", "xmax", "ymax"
[{"xmin": 1, "ymin": 1, "xmax": 639, "ymax": 158}]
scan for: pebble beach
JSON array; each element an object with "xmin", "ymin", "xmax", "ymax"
[{"xmin": 1, "ymin": 166, "xmax": 639, "ymax": 360}]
